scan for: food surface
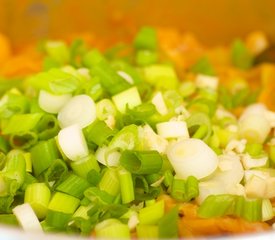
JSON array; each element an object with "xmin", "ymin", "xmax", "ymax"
[{"xmin": 0, "ymin": 27, "xmax": 275, "ymax": 239}]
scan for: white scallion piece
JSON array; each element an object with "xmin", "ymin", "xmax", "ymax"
[
  {"xmin": 140, "ymin": 125, "xmax": 168, "ymax": 154},
  {"xmin": 151, "ymin": 92, "xmax": 168, "ymax": 115},
  {"xmin": 195, "ymin": 74, "xmax": 219, "ymax": 90},
  {"xmin": 167, "ymin": 138, "xmax": 218, "ymax": 179},
  {"xmin": 209, "ymin": 154, "xmax": 244, "ymax": 186},
  {"xmin": 156, "ymin": 121, "xmax": 189, "ymax": 139},
  {"xmin": 95, "ymin": 146, "xmax": 121, "ymax": 167},
  {"xmin": 58, "ymin": 94, "xmax": 97, "ymax": 129},
  {"xmin": 38, "ymin": 90, "xmax": 72, "ymax": 114},
  {"xmin": 117, "ymin": 71, "xmax": 134, "ymax": 84},
  {"xmin": 241, "ymin": 153, "xmax": 268, "ymax": 170},
  {"xmin": 57, "ymin": 124, "xmax": 89, "ymax": 161},
  {"xmin": 12, "ymin": 203, "xmax": 43, "ymax": 232},
  {"xmin": 112, "ymin": 87, "xmax": 142, "ymax": 113}
]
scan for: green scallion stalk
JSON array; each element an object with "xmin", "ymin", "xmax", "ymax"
[
  {"xmin": 0, "ymin": 152, "xmax": 6, "ymax": 170},
  {"xmin": 163, "ymin": 170, "xmax": 174, "ymax": 188},
  {"xmin": 23, "ymin": 152, "xmax": 32, "ymax": 172},
  {"xmin": 120, "ymin": 150, "xmax": 163, "ymax": 174},
  {"xmin": 0, "ymin": 214, "xmax": 18, "ymax": 226},
  {"xmin": 245, "ymin": 143, "xmax": 264, "ymax": 157},
  {"xmin": 112, "ymin": 86, "xmax": 142, "ymax": 113},
  {"xmin": 36, "ymin": 114, "xmax": 60, "ymax": 140},
  {"xmin": 143, "ymin": 64, "xmax": 178, "ymax": 90},
  {"xmin": 158, "ymin": 207, "xmax": 178, "ymax": 238},
  {"xmin": 91, "ymin": 60, "xmax": 131, "ymax": 96},
  {"xmin": 198, "ymin": 194, "xmax": 236, "ymax": 218},
  {"xmin": 45, "ymin": 210, "xmax": 72, "ymax": 229},
  {"xmin": 20, "ymin": 172, "xmax": 38, "ymax": 191},
  {"xmin": 4, "ymin": 150, "xmax": 26, "ymax": 187},
  {"xmin": 186, "ymin": 112, "xmax": 212, "ymax": 141},
  {"xmin": 28, "ymin": 68, "xmax": 80, "ymax": 94},
  {"xmin": 118, "ymin": 168, "xmax": 134, "ymax": 204},
  {"xmin": 45, "ymin": 41, "xmax": 70, "ymax": 64},
  {"xmin": 99, "ymin": 168, "xmax": 120, "ymax": 197},
  {"xmin": 96, "ymin": 98, "xmax": 117, "ymax": 122},
  {"xmin": 84, "ymin": 120, "xmax": 115, "ymax": 147},
  {"xmin": 185, "ymin": 176, "xmax": 199, "ymax": 201},
  {"xmin": 136, "ymin": 50, "xmax": 158, "ymax": 66},
  {"xmin": 95, "ymin": 218, "xmax": 130, "ymax": 239},
  {"xmin": 136, "ymin": 224, "xmax": 159, "ymax": 239},
  {"xmin": 56, "ymin": 174, "xmax": 90, "ymax": 199},
  {"xmin": 70, "ymin": 154, "xmax": 100, "ymax": 179},
  {"xmin": 192, "ymin": 124, "xmax": 209, "ymax": 140},
  {"xmin": 82, "ymin": 49, "xmax": 106, "ymax": 68},
  {"xmin": 138, "ymin": 200, "xmax": 165, "ymax": 225},
  {"xmin": 31, "ymin": 138, "xmax": 60, "ymax": 176},
  {"xmin": 48, "ymin": 192, "xmax": 80, "ymax": 214},
  {"xmin": 2, "ymin": 113, "xmax": 43, "ymax": 135},
  {"xmin": 241, "ymin": 198, "xmax": 262, "ymax": 222},
  {"xmin": 84, "ymin": 187, "xmax": 114, "ymax": 205},
  {"xmin": 134, "ymin": 27, "xmax": 158, "ymax": 51},
  {"xmin": 231, "ymin": 39, "xmax": 253, "ymax": 70},
  {"xmin": 87, "ymin": 169, "xmax": 101, "ymax": 186},
  {"xmin": 0, "ymin": 196, "xmax": 14, "ymax": 213},
  {"xmin": 0, "ymin": 136, "xmax": 9, "ymax": 154},
  {"xmin": 190, "ymin": 57, "xmax": 216, "ymax": 76},
  {"xmin": 109, "ymin": 124, "xmax": 139, "ymax": 151},
  {"xmin": 9, "ymin": 131, "xmax": 38, "ymax": 149},
  {"xmin": 44, "ymin": 159, "xmax": 68, "ymax": 187},
  {"xmin": 24, "ymin": 183, "xmax": 51, "ymax": 219},
  {"xmin": 0, "ymin": 92, "xmax": 29, "ymax": 119},
  {"xmin": 171, "ymin": 178, "xmax": 186, "ymax": 201}
]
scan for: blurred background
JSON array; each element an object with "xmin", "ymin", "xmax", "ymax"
[{"xmin": 0, "ymin": 0, "xmax": 275, "ymax": 48}]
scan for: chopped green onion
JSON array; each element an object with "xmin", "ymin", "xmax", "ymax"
[
  {"xmin": 0, "ymin": 214, "xmax": 18, "ymax": 226},
  {"xmin": 70, "ymin": 154, "xmax": 100, "ymax": 179},
  {"xmin": 44, "ymin": 159, "xmax": 68, "ymax": 187},
  {"xmin": 171, "ymin": 178, "xmax": 186, "ymax": 201},
  {"xmin": 134, "ymin": 27, "xmax": 157, "ymax": 51},
  {"xmin": 84, "ymin": 187, "xmax": 114, "ymax": 205},
  {"xmin": 138, "ymin": 200, "xmax": 164, "ymax": 225},
  {"xmin": 9, "ymin": 131, "xmax": 38, "ymax": 149},
  {"xmin": 56, "ymin": 174, "xmax": 90, "ymax": 199},
  {"xmin": 198, "ymin": 194, "xmax": 236, "ymax": 218},
  {"xmin": 28, "ymin": 68, "xmax": 80, "ymax": 94},
  {"xmin": 31, "ymin": 138, "xmax": 59, "ymax": 176},
  {"xmin": 58, "ymin": 94, "xmax": 96, "ymax": 129},
  {"xmin": 45, "ymin": 210, "xmax": 71, "ymax": 229},
  {"xmin": 112, "ymin": 86, "xmax": 142, "ymax": 113},
  {"xmin": 91, "ymin": 60, "xmax": 131, "ymax": 96},
  {"xmin": 167, "ymin": 138, "xmax": 218, "ymax": 179},
  {"xmin": 45, "ymin": 41, "xmax": 70, "ymax": 64},
  {"xmin": 231, "ymin": 39, "xmax": 253, "ymax": 69},
  {"xmin": 95, "ymin": 218, "xmax": 130, "ymax": 239},
  {"xmin": 109, "ymin": 124, "xmax": 139, "ymax": 151},
  {"xmin": 120, "ymin": 150, "xmax": 163, "ymax": 174},
  {"xmin": 99, "ymin": 168, "xmax": 120, "ymax": 197},
  {"xmin": 158, "ymin": 207, "xmax": 178, "ymax": 238},
  {"xmin": 36, "ymin": 114, "xmax": 60, "ymax": 140},
  {"xmin": 12, "ymin": 203, "xmax": 43, "ymax": 232},
  {"xmin": 143, "ymin": 64, "xmax": 178, "ymax": 90},
  {"xmin": 0, "ymin": 136, "xmax": 9, "ymax": 154},
  {"xmin": 241, "ymin": 198, "xmax": 262, "ymax": 222},
  {"xmin": 38, "ymin": 90, "xmax": 72, "ymax": 114},
  {"xmin": 190, "ymin": 57, "xmax": 216, "ymax": 76},
  {"xmin": 84, "ymin": 120, "xmax": 115, "ymax": 147},
  {"xmin": 57, "ymin": 124, "xmax": 89, "ymax": 161},
  {"xmin": 136, "ymin": 50, "xmax": 158, "ymax": 66},
  {"xmin": 2, "ymin": 113, "xmax": 43, "ymax": 135},
  {"xmin": 24, "ymin": 183, "xmax": 51, "ymax": 219},
  {"xmin": 118, "ymin": 168, "xmax": 135, "ymax": 204},
  {"xmin": 48, "ymin": 192, "xmax": 80, "ymax": 214},
  {"xmin": 136, "ymin": 224, "xmax": 159, "ymax": 239}
]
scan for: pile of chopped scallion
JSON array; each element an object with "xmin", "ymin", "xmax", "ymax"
[{"xmin": 0, "ymin": 27, "xmax": 275, "ymax": 239}]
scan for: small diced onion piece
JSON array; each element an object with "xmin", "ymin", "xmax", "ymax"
[
  {"xmin": 195, "ymin": 74, "xmax": 219, "ymax": 90},
  {"xmin": 38, "ymin": 90, "xmax": 72, "ymax": 114},
  {"xmin": 112, "ymin": 87, "xmax": 142, "ymax": 113},
  {"xmin": 58, "ymin": 94, "xmax": 96, "ymax": 129},
  {"xmin": 12, "ymin": 203, "xmax": 43, "ymax": 232},
  {"xmin": 241, "ymin": 153, "xmax": 268, "ymax": 170},
  {"xmin": 151, "ymin": 92, "xmax": 168, "ymax": 115},
  {"xmin": 57, "ymin": 124, "xmax": 89, "ymax": 161},
  {"xmin": 156, "ymin": 121, "xmax": 189, "ymax": 139},
  {"xmin": 167, "ymin": 138, "xmax": 218, "ymax": 179}
]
